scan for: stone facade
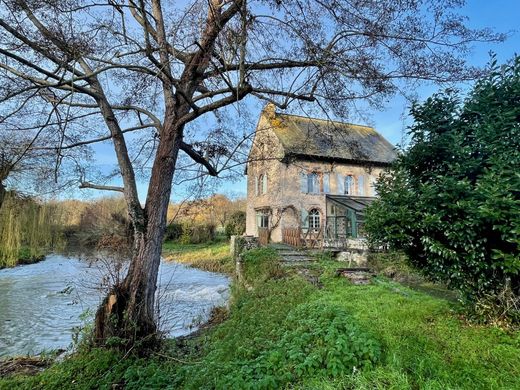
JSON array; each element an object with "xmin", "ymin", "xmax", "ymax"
[{"xmin": 245, "ymin": 105, "xmax": 395, "ymax": 245}]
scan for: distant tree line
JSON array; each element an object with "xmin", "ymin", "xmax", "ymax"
[{"xmin": 165, "ymin": 194, "xmax": 246, "ymax": 244}]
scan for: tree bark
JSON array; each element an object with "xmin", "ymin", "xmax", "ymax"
[
  {"xmin": 0, "ymin": 181, "xmax": 5, "ymax": 210},
  {"xmin": 93, "ymin": 120, "xmax": 183, "ymax": 351}
]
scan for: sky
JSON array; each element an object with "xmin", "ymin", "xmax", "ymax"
[{"xmin": 85, "ymin": 0, "xmax": 520, "ymax": 202}]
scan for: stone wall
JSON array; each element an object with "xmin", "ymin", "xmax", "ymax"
[
  {"xmin": 230, "ymin": 235, "xmax": 259, "ymax": 260},
  {"xmin": 335, "ymin": 238, "xmax": 370, "ymax": 267}
]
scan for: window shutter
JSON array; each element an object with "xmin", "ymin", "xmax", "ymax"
[
  {"xmin": 301, "ymin": 208, "xmax": 309, "ymax": 229},
  {"xmin": 311, "ymin": 173, "xmax": 319, "ymax": 193},
  {"xmin": 323, "ymin": 173, "xmax": 330, "ymax": 193},
  {"xmin": 358, "ymin": 175, "xmax": 365, "ymax": 196},
  {"xmin": 336, "ymin": 173, "xmax": 344, "ymax": 194},
  {"xmin": 262, "ymin": 174, "xmax": 268, "ymax": 194},
  {"xmin": 371, "ymin": 176, "xmax": 378, "ymax": 196},
  {"xmin": 300, "ymin": 171, "xmax": 308, "ymax": 193},
  {"xmin": 345, "ymin": 175, "xmax": 353, "ymax": 195},
  {"xmin": 254, "ymin": 176, "xmax": 259, "ymax": 196}
]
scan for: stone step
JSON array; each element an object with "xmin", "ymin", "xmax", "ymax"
[
  {"xmin": 281, "ymin": 261, "xmax": 314, "ymax": 267},
  {"xmin": 281, "ymin": 256, "xmax": 313, "ymax": 261},
  {"xmin": 278, "ymin": 252, "xmax": 310, "ymax": 256}
]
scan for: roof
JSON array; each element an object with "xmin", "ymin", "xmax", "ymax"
[
  {"xmin": 270, "ymin": 113, "xmax": 397, "ymax": 165},
  {"xmin": 326, "ymin": 195, "xmax": 376, "ymax": 219}
]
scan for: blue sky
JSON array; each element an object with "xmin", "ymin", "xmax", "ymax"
[{"xmin": 86, "ymin": 0, "xmax": 520, "ymax": 202}]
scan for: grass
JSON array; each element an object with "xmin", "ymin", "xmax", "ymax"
[
  {"xmin": 1, "ymin": 248, "xmax": 519, "ymax": 389},
  {"xmin": 161, "ymin": 239, "xmax": 233, "ymax": 274}
]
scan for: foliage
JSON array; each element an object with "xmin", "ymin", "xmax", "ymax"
[
  {"xmin": 164, "ymin": 223, "xmax": 183, "ymax": 241},
  {"xmin": 67, "ymin": 197, "xmax": 132, "ymax": 250},
  {"xmin": 179, "ymin": 223, "xmax": 216, "ymax": 245},
  {"xmin": 225, "ymin": 210, "xmax": 246, "ymax": 237},
  {"xmin": 240, "ymin": 247, "xmax": 284, "ymax": 287},
  {"xmin": 167, "ymin": 195, "xmax": 246, "ymax": 230},
  {"xmin": 0, "ymin": 192, "xmax": 63, "ymax": 267},
  {"xmin": 366, "ymin": 56, "xmax": 520, "ymax": 307}
]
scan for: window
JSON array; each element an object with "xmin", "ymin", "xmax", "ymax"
[
  {"xmin": 257, "ymin": 174, "xmax": 267, "ymax": 195},
  {"xmin": 308, "ymin": 172, "xmax": 319, "ymax": 193},
  {"xmin": 301, "ymin": 171, "xmax": 326, "ymax": 194},
  {"xmin": 309, "ymin": 209, "xmax": 321, "ymax": 230},
  {"xmin": 256, "ymin": 209, "xmax": 269, "ymax": 228},
  {"xmin": 345, "ymin": 175, "xmax": 354, "ymax": 195},
  {"xmin": 336, "ymin": 173, "xmax": 345, "ymax": 194}
]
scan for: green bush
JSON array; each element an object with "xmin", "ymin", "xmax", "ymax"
[
  {"xmin": 164, "ymin": 223, "xmax": 183, "ymax": 241},
  {"xmin": 177, "ymin": 222, "xmax": 216, "ymax": 244},
  {"xmin": 225, "ymin": 210, "xmax": 246, "ymax": 237},
  {"xmin": 365, "ymin": 56, "xmax": 520, "ymax": 309}
]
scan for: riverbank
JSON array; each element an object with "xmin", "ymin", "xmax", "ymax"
[
  {"xmin": 162, "ymin": 240, "xmax": 234, "ymax": 274},
  {"xmin": 1, "ymin": 247, "xmax": 519, "ymax": 389},
  {"xmin": 0, "ymin": 247, "xmax": 45, "ymax": 269}
]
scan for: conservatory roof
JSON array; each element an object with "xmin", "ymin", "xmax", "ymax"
[{"xmin": 326, "ymin": 195, "xmax": 377, "ymax": 214}]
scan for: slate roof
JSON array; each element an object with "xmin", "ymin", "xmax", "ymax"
[{"xmin": 271, "ymin": 113, "xmax": 397, "ymax": 165}]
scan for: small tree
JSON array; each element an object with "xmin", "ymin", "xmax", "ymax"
[
  {"xmin": 366, "ymin": 56, "xmax": 520, "ymax": 306},
  {"xmin": 225, "ymin": 210, "xmax": 246, "ymax": 237}
]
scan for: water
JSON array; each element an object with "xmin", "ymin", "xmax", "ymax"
[{"xmin": 0, "ymin": 254, "xmax": 230, "ymax": 357}]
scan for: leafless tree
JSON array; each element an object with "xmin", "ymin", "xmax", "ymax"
[{"xmin": 0, "ymin": 0, "xmax": 504, "ymax": 349}]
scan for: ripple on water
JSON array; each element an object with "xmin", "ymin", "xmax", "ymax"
[{"xmin": 0, "ymin": 254, "xmax": 229, "ymax": 357}]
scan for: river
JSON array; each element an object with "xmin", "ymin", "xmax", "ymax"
[{"xmin": 0, "ymin": 254, "xmax": 230, "ymax": 357}]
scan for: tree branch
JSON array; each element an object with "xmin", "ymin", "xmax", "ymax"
[
  {"xmin": 180, "ymin": 142, "xmax": 218, "ymax": 176},
  {"xmin": 79, "ymin": 181, "xmax": 124, "ymax": 192}
]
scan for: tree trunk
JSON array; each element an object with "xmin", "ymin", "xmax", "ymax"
[
  {"xmin": 0, "ymin": 181, "xmax": 6, "ymax": 211},
  {"xmin": 93, "ymin": 123, "xmax": 183, "ymax": 351}
]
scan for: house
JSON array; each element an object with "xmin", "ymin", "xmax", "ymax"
[{"xmin": 245, "ymin": 104, "xmax": 397, "ymax": 248}]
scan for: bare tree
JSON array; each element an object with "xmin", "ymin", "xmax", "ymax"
[{"xmin": 0, "ymin": 0, "xmax": 504, "ymax": 349}]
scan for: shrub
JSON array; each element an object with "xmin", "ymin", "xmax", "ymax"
[
  {"xmin": 365, "ymin": 56, "xmax": 520, "ymax": 313},
  {"xmin": 178, "ymin": 223, "xmax": 216, "ymax": 244},
  {"xmin": 225, "ymin": 210, "xmax": 246, "ymax": 237},
  {"xmin": 164, "ymin": 223, "xmax": 183, "ymax": 241}
]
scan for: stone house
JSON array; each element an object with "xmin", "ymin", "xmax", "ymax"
[{"xmin": 245, "ymin": 104, "xmax": 397, "ymax": 248}]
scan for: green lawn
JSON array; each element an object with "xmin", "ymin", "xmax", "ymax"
[
  {"xmin": 1, "ymin": 248, "xmax": 519, "ymax": 389},
  {"xmin": 162, "ymin": 240, "xmax": 233, "ymax": 274}
]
